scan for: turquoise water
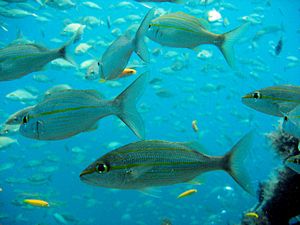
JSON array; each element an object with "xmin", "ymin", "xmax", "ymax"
[{"xmin": 0, "ymin": 0, "xmax": 299, "ymax": 224}]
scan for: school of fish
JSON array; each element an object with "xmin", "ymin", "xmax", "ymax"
[{"xmin": 0, "ymin": 0, "xmax": 299, "ymax": 224}]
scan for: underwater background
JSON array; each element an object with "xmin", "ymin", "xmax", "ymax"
[{"xmin": 0, "ymin": 0, "xmax": 299, "ymax": 224}]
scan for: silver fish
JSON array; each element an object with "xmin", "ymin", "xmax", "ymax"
[
  {"xmin": 80, "ymin": 132, "xmax": 254, "ymax": 194},
  {"xmin": 19, "ymin": 72, "xmax": 148, "ymax": 140},
  {"xmin": 147, "ymin": 12, "xmax": 249, "ymax": 67},
  {"xmin": 242, "ymin": 85, "xmax": 300, "ymax": 117},
  {"xmin": 86, "ymin": 8, "xmax": 155, "ymax": 81},
  {"xmin": 0, "ymin": 30, "xmax": 80, "ymax": 81}
]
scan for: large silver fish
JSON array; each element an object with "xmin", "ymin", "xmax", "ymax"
[
  {"xmin": 146, "ymin": 12, "xmax": 249, "ymax": 67},
  {"xmin": 19, "ymin": 73, "xmax": 148, "ymax": 140},
  {"xmin": 242, "ymin": 85, "xmax": 300, "ymax": 117},
  {"xmin": 86, "ymin": 8, "xmax": 155, "ymax": 81},
  {"xmin": 80, "ymin": 132, "xmax": 254, "ymax": 194},
  {"xmin": 0, "ymin": 30, "xmax": 80, "ymax": 81}
]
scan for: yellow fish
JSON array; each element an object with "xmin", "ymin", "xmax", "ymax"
[
  {"xmin": 119, "ymin": 68, "xmax": 137, "ymax": 78},
  {"xmin": 23, "ymin": 199, "xmax": 49, "ymax": 207},
  {"xmin": 245, "ymin": 212, "xmax": 259, "ymax": 219},
  {"xmin": 99, "ymin": 68, "xmax": 137, "ymax": 83},
  {"xmin": 177, "ymin": 189, "xmax": 197, "ymax": 199}
]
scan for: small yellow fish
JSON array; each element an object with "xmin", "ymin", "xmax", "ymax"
[
  {"xmin": 23, "ymin": 199, "xmax": 49, "ymax": 207},
  {"xmin": 99, "ymin": 68, "xmax": 137, "ymax": 83},
  {"xmin": 119, "ymin": 68, "xmax": 137, "ymax": 78},
  {"xmin": 192, "ymin": 120, "xmax": 199, "ymax": 133},
  {"xmin": 177, "ymin": 189, "xmax": 197, "ymax": 199},
  {"xmin": 245, "ymin": 212, "xmax": 259, "ymax": 219}
]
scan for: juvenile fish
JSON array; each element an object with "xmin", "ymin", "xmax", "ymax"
[
  {"xmin": 242, "ymin": 85, "xmax": 300, "ymax": 117},
  {"xmin": 86, "ymin": 8, "xmax": 155, "ymax": 81},
  {"xmin": 0, "ymin": 30, "xmax": 81, "ymax": 81},
  {"xmin": 147, "ymin": 12, "xmax": 249, "ymax": 67},
  {"xmin": 19, "ymin": 73, "xmax": 148, "ymax": 140},
  {"xmin": 177, "ymin": 189, "xmax": 197, "ymax": 199},
  {"xmin": 23, "ymin": 199, "xmax": 49, "ymax": 207},
  {"xmin": 80, "ymin": 132, "xmax": 254, "ymax": 194}
]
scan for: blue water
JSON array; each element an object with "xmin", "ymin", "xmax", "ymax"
[{"xmin": 0, "ymin": 0, "xmax": 299, "ymax": 224}]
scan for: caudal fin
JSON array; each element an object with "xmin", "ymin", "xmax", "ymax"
[
  {"xmin": 133, "ymin": 8, "xmax": 156, "ymax": 63},
  {"xmin": 222, "ymin": 131, "xmax": 254, "ymax": 195},
  {"xmin": 217, "ymin": 23, "xmax": 250, "ymax": 68},
  {"xmin": 114, "ymin": 72, "xmax": 149, "ymax": 139},
  {"xmin": 58, "ymin": 26, "xmax": 83, "ymax": 65}
]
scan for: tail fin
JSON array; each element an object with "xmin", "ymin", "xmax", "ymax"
[
  {"xmin": 133, "ymin": 8, "xmax": 156, "ymax": 63},
  {"xmin": 58, "ymin": 26, "xmax": 83, "ymax": 65},
  {"xmin": 217, "ymin": 23, "xmax": 250, "ymax": 68},
  {"xmin": 222, "ymin": 131, "xmax": 255, "ymax": 195},
  {"xmin": 114, "ymin": 72, "xmax": 149, "ymax": 139}
]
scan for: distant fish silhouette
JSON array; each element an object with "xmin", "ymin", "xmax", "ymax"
[{"xmin": 275, "ymin": 37, "xmax": 283, "ymax": 55}]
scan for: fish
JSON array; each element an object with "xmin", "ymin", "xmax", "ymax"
[
  {"xmin": 147, "ymin": 12, "xmax": 249, "ymax": 67},
  {"xmin": 275, "ymin": 37, "xmax": 283, "ymax": 56},
  {"xmin": 285, "ymin": 154, "xmax": 300, "ymax": 173},
  {"xmin": 23, "ymin": 199, "xmax": 49, "ymax": 207},
  {"xmin": 0, "ymin": 136, "xmax": 18, "ymax": 150},
  {"xmin": 177, "ymin": 189, "xmax": 197, "ymax": 199},
  {"xmin": 80, "ymin": 132, "xmax": 254, "ymax": 194},
  {"xmin": 134, "ymin": 0, "xmax": 185, "ymax": 3},
  {"xmin": 86, "ymin": 65, "xmax": 137, "ymax": 81},
  {"xmin": 44, "ymin": 0, "xmax": 76, "ymax": 10},
  {"xmin": 0, "ymin": 30, "xmax": 81, "ymax": 81},
  {"xmin": 86, "ymin": 8, "xmax": 155, "ymax": 81},
  {"xmin": 19, "ymin": 73, "xmax": 148, "ymax": 140},
  {"xmin": 245, "ymin": 212, "xmax": 259, "ymax": 219},
  {"xmin": 242, "ymin": 85, "xmax": 300, "ymax": 117},
  {"xmin": 98, "ymin": 68, "xmax": 137, "ymax": 82},
  {"xmin": 4, "ymin": 106, "xmax": 35, "ymax": 125},
  {"xmin": 282, "ymin": 105, "xmax": 300, "ymax": 139},
  {"xmin": 192, "ymin": 120, "xmax": 199, "ymax": 132}
]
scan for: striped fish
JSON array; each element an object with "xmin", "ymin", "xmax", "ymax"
[
  {"xmin": 242, "ymin": 85, "xmax": 300, "ymax": 117},
  {"xmin": 19, "ymin": 73, "xmax": 148, "ymax": 140},
  {"xmin": 147, "ymin": 12, "xmax": 249, "ymax": 67},
  {"xmin": 86, "ymin": 8, "xmax": 155, "ymax": 81},
  {"xmin": 0, "ymin": 29, "xmax": 81, "ymax": 81},
  {"xmin": 80, "ymin": 132, "xmax": 254, "ymax": 194}
]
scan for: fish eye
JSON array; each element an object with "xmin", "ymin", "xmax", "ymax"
[
  {"xmin": 97, "ymin": 62, "xmax": 100, "ymax": 66},
  {"xmin": 96, "ymin": 163, "xmax": 109, "ymax": 173},
  {"xmin": 22, "ymin": 115, "xmax": 29, "ymax": 124},
  {"xmin": 252, "ymin": 91, "xmax": 261, "ymax": 99},
  {"xmin": 148, "ymin": 24, "xmax": 151, "ymax": 28},
  {"xmin": 284, "ymin": 116, "xmax": 288, "ymax": 121}
]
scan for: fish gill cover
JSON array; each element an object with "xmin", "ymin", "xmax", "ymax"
[{"xmin": 0, "ymin": 0, "xmax": 299, "ymax": 225}]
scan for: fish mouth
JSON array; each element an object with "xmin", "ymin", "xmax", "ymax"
[
  {"xmin": 80, "ymin": 168, "xmax": 95, "ymax": 177},
  {"xmin": 242, "ymin": 93, "xmax": 252, "ymax": 99}
]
